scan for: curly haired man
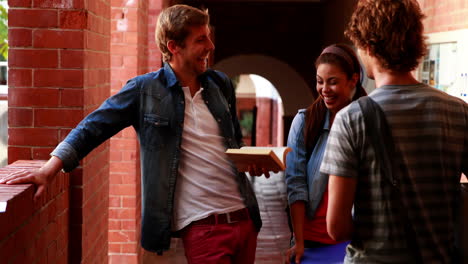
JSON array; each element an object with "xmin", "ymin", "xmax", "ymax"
[{"xmin": 321, "ymin": 0, "xmax": 468, "ymax": 263}]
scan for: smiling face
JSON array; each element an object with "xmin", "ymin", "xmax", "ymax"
[
  {"xmin": 316, "ymin": 63, "xmax": 357, "ymax": 114},
  {"xmin": 174, "ymin": 25, "xmax": 215, "ymax": 76}
]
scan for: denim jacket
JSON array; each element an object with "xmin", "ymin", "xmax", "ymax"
[
  {"xmin": 285, "ymin": 109, "xmax": 330, "ymax": 219},
  {"xmin": 52, "ymin": 63, "xmax": 262, "ymax": 254}
]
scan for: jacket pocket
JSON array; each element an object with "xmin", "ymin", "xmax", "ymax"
[{"xmin": 141, "ymin": 114, "xmax": 170, "ymax": 150}]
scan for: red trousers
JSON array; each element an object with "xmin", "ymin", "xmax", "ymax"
[{"xmin": 181, "ymin": 218, "xmax": 258, "ymax": 264}]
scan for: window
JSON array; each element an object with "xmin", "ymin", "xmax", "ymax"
[
  {"xmin": 419, "ymin": 29, "xmax": 468, "ymax": 103},
  {"xmin": 420, "ymin": 42, "xmax": 458, "ymax": 93}
]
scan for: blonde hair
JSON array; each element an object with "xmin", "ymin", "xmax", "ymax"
[{"xmin": 155, "ymin": 5, "xmax": 209, "ymax": 62}]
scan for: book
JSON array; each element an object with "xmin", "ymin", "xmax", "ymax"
[{"xmin": 225, "ymin": 146, "xmax": 292, "ymax": 172}]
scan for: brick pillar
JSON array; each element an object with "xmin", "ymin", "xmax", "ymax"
[
  {"xmin": 256, "ymin": 97, "xmax": 273, "ymax": 146},
  {"xmin": 8, "ymin": 0, "xmax": 111, "ymax": 263},
  {"xmin": 271, "ymin": 99, "xmax": 280, "ymax": 147},
  {"xmin": 109, "ymin": 0, "xmax": 162, "ymax": 263},
  {"xmin": 148, "ymin": 0, "xmax": 163, "ymax": 71}
]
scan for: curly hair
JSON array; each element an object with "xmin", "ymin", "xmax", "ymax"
[
  {"xmin": 345, "ymin": 0, "xmax": 427, "ymax": 72},
  {"xmin": 155, "ymin": 5, "xmax": 209, "ymax": 62}
]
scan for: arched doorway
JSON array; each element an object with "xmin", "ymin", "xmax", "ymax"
[
  {"xmin": 234, "ymin": 73, "xmax": 291, "ymax": 262},
  {"xmin": 214, "ymin": 54, "xmax": 314, "ymax": 117},
  {"xmin": 235, "ymin": 73, "xmax": 284, "ymax": 147},
  {"xmin": 216, "ymin": 59, "xmax": 306, "ymax": 262}
]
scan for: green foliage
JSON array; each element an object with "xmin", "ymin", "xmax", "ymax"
[
  {"xmin": 0, "ymin": 1, "xmax": 7, "ymax": 60},
  {"xmin": 239, "ymin": 110, "xmax": 253, "ymax": 136}
]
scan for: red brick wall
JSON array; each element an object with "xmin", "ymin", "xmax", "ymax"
[
  {"xmin": 138, "ymin": 0, "xmax": 150, "ymax": 75},
  {"xmin": 256, "ymin": 97, "xmax": 273, "ymax": 147},
  {"xmin": 271, "ymin": 99, "xmax": 280, "ymax": 146},
  {"xmin": 80, "ymin": 1, "xmax": 111, "ymax": 263},
  {"xmin": 8, "ymin": 0, "xmax": 111, "ymax": 263},
  {"xmin": 418, "ymin": 0, "xmax": 468, "ymax": 33},
  {"xmin": 109, "ymin": 0, "xmax": 142, "ymax": 262},
  {"xmin": 0, "ymin": 161, "xmax": 69, "ymax": 264},
  {"xmin": 256, "ymin": 97, "xmax": 282, "ymax": 147},
  {"xmin": 148, "ymin": 0, "xmax": 163, "ymax": 72},
  {"xmin": 8, "ymin": 1, "xmax": 86, "ymax": 163},
  {"xmin": 109, "ymin": 0, "xmax": 162, "ymax": 263},
  {"xmin": 238, "ymin": 97, "xmax": 282, "ymax": 147}
]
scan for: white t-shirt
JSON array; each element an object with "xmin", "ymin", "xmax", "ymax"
[{"xmin": 172, "ymin": 86, "xmax": 244, "ymax": 231}]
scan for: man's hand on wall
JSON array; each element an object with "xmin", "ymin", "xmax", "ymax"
[{"xmin": 0, "ymin": 156, "xmax": 63, "ymax": 201}]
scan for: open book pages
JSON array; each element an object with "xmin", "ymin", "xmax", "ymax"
[{"xmin": 225, "ymin": 146, "xmax": 292, "ymax": 172}]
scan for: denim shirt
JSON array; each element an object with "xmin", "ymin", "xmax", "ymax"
[
  {"xmin": 51, "ymin": 63, "xmax": 261, "ymax": 254},
  {"xmin": 285, "ymin": 109, "xmax": 330, "ymax": 219}
]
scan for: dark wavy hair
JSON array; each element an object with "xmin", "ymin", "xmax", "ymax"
[
  {"xmin": 304, "ymin": 44, "xmax": 367, "ymax": 152},
  {"xmin": 345, "ymin": 0, "xmax": 427, "ymax": 72}
]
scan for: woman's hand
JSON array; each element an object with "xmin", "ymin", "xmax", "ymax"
[{"xmin": 285, "ymin": 242, "xmax": 304, "ymax": 264}]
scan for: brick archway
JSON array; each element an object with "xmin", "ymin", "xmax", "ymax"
[{"xmin": 213, "ymin": 54, "xmax": 314, "ymax": 117}]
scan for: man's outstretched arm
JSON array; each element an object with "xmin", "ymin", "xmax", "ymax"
[
  {"xmin": 0, "ymin": 156, "xmax": 63, "ymax": 201},
  {"xmin": 326, "ymin": 175, "xmax": 357, "ymax": 242}
]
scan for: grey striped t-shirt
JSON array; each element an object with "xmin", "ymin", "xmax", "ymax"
[{"xmin": 321, "ymin": 83, "xmax": 468, "ymax": 263}]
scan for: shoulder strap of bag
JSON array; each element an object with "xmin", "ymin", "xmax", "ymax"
[
  {"xmin": 357, "ymin": 97, "xmax": 397, "ymax": 186},
  {"xmin": 357, "ymin": 96, "xmax": 423, "ymax": 263}
]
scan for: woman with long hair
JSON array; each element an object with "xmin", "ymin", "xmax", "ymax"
[{"xmin": 285, "ymin": 44, "xmax": 367, "ymax": 264}]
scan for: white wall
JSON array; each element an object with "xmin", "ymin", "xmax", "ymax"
[{"xmin": 424, "ymin": 29, "xmax": 468, "ymax": 102}]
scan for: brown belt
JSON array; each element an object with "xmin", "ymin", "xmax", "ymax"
[{"xmin": 190, "ymin": 208, "xmax": 250, "ymax": 226}]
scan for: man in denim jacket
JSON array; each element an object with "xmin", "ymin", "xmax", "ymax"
[{"xmin": 1, "ymin": 5, "xmax": 262, "ymax": 263}]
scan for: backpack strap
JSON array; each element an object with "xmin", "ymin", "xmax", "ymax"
[
  {"xmin": 298, "ymin": 110, "xmax": 314, "ymax": 163},
  {"xmin": 357, "ymin": 97, "xmax": 398, "ymax": 186},
  {"xmin": 357, "ymin": 96, "xmax": 423, "ymax": 263},
  {"xmin": 300, "ymin": 109, "xmax": 324, "ymax": 164}
]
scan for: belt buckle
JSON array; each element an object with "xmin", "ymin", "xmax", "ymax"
[{"xmin": 226, "ymin": 212, "xmax": 238, "ymax": 224}]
